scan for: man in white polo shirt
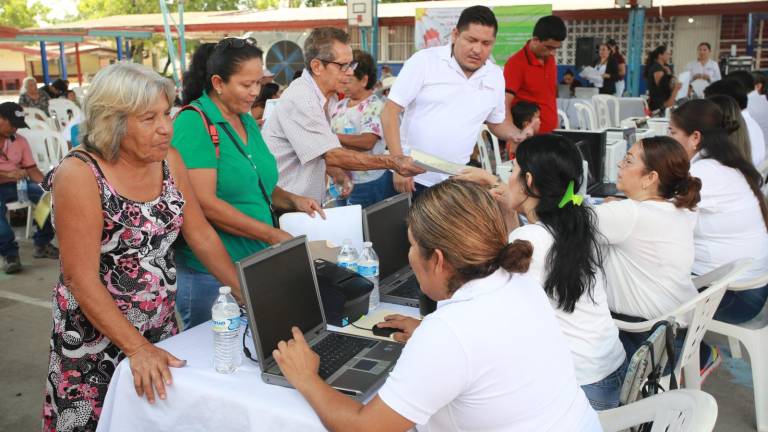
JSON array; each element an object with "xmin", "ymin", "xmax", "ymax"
[{"xmin": 381, "ymin": 6, "xmax": 534, "ymax": 194}]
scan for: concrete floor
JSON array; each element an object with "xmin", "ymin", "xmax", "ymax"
[{"xmin": 0, "ymin": 225, "xmax": 762, "ymax": 432}]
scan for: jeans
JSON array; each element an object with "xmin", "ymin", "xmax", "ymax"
[
  {"xmin": 176, "ymin": 261, "xmax": 224, "ymax": 330},
  {"xmin": 581, "ymin": 360, "xmax": 628, "ymax": 411},
  {"xmin": 713, "ymin": 283, "xmax": 768, "ymax": 324},
  {"xmin": 0, "ymin": 181, "xmax": 55, "ymax": 257},
  {"xmin": 347, "ymin": 171, "xmax": 397, "ymax": 209}
]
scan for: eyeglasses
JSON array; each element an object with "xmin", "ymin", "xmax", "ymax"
[
  {"xmin": 319, "ymin": 59, "xmax": 358, "ymax": 72},
  {"xmin": 217, "ymin": 37, "xmax": 257, "ymax": 49}
]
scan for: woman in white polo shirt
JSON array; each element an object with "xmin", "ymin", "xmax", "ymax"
[
  {"xmin": 272, "ymin": 180, "xmax": 602, "ymax": 432},
  {"xmin": 669, "ymin": 99, "xmax": 768, "ymax": 324},
  {"xmin": 459, "ymin": 135, "xmax": 626, "ymax": 411}
]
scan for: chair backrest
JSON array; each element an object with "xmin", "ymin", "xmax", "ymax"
[
  {"xmin": 574, "ymin": 102, "xmax": 597, "ymax": 130},
  {"xmin": 675, "ymin": 259, "xmax": 753, "ymax": 383},
  {"xmin": 620, "ymin": 319, "xmax": 678, "ymax": 406},
  {"xmin": 23, "ymin": 107, "xmax": 49, "ymax": 122},
  {"xmin": 758, "ymin": 159, "xmax": 768, "ymax": 197},
  {"xmin": 593, "ymin": 94, "xmax": 621, "ymax": 127},
  {"xmin": 557, "ymin": 109, "xmax": 571, "ymax": 130},
  {"xmin": 15, "ymin": 128, "xmax": 67, "ymax": 172},
  {"xmin": 48, "ymin": 99, "xmax": 81, "ymax": 129},
  {"xmin": 591, "ymin": 95, "xmax": 612, "ymax": 129},
  {"xmin": 475, "ymin": 127, "xmax": 494, "ymax": 174},
  {"xmin": 24, "ymin": 117, "xmax": 51, "ymax": 131},
  {"xmin": 599, "ymin": 389, "xmax": 718, "ymax": 432}
]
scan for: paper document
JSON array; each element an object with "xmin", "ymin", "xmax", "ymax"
[
  {"xmin": 676, "ymin": 71, "xmax": 691, "ymax": 101},
  {"xmin": 279, "ymin": 205, "xmax": 363, "ymax": 251},
  {"xmin": 690, "ymin": 79, "xmax": 709, "ymax": 98},
  {"xmin": 580, "ymin": 66, "xmax": 604, "ymax": 87},
  {"xmin": 410, "ymin": 149, "xmax": 466, "ymax": 176},
  {"xmin": 334, "ymin": 305, "xmax": 420, "ymax": 341}
]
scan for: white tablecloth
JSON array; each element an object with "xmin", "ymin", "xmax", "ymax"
[
  {"xmin": 557, "ymin": 97, "xmax": 647, "ymax": 128},
  {"xmin": 96, "ymin": 303, "xmax": 419, "ymax": 432}
]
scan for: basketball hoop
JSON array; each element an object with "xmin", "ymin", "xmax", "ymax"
[{"xmin": 347, "ymin": 0, "xmax": 373, "ymax": 27}]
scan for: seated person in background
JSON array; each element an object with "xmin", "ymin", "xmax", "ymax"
[
  {"xmin": 669, "ymin": 99, "xmax": 768, "ymax": 325},
  {"xmin": 272, "ymin": 179, "xmax": 602, "ymax": 432},
  {"xmin": 0, "ymin": 102, "xmax": 58, "ymax": 274},
  {"xmin": 263, "ymin": 27, "xmax": 422, "ymax": 204},
  {"xmin": 704, "ymin": 78, "xmax": 765, "ymax": 166},
  {"xmin": 509, "ymin": 101, "xmax": 541, "ymax": 157},
  {"xmin": 594, "ymin": 136, "xmax": 701, "ymax": 361},
  {"xmin": 330, "ymin": 50, "xmax": 396, "ymax": 208},
  {"xmin": 18, "ymin": 76, "xmax": 50, "ymax": 116},
  {"xmin": 251, "ymin": 82, "xmax": 280, "ymax": 126},
  {"xmin": 707, "ymin": 94, "xmax": 752, "ymax": 163},
  {"xmin": 561, "ymin": 69, "xmax": 582, "ymax": 95},
  {"xmin": 458, "ymin": 135, "xmax": 627, "ymax": 411},
  {"xmin": 729, "ymin": 70, "xmax": 768, "ymax": 151},
  {"xmin": 41, "ymin": 78, "xmax": 68, "ymax": 99}
]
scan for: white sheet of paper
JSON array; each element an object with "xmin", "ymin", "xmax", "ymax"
[
  {"xmin": 262, "ymin": 99, "xmax": 278, "ymax": 122},
  {"xmin": 279, "ymin": 205, "xmax": 363, "ymax": 251},
  {"xmin": 410, "ymin": 149, "xmax": 466, "ymax": 176},
  {"xmin": 579, "ymin": 66, "xmax": 604, "ymax": 87},
  {"xmin": 676, "ymin": 71, "xmax": 691, "ymax": 100}
]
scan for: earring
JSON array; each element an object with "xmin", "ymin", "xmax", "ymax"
[{"xmin": 216, "ymin": 89, "xmax": 222, "ymax": 95}]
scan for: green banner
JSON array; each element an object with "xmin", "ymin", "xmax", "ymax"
[{"xmin": 492, "ymin": 5, "xmax": 552, "ymax": 60}]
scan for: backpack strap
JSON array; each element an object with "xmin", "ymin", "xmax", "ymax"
[{"xmin": 175, "ymin": 104, "xmax": 220, "ymax": 158}]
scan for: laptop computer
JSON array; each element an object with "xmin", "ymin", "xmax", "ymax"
[
  {"xmin": 237, "ymin": 236, "xmax": 403, "ymax": 400},
  {"xmin": 558, "ymin": 84, "xmax": 572, "ymax": 99},
  {"xmin": 362, "ymin": 193, "xmax": 421, "ymax": 308},
  {"xmin": 554, "ymin": 130, "xmax": 625, "ymax": 198}
]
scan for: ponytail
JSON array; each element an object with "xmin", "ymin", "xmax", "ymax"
[
  {"xmin": 182, "ymin": 43, "xmax": 216, "ymax": 105},
  {"xmin": 671, "ymin": 174, "xmax": 703, "ymax": 210},
  {"xmin": 498, "ymin": 240, "xmax": 533, "ymax": 274}
]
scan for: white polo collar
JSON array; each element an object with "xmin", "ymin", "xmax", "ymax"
[
  {"xmin": 437, "ymin": 268, "xmax": 511, "ymax": 309},
  {"xmin": 437, "ymin": 43, "xmax": 491, "ymax": 82}
]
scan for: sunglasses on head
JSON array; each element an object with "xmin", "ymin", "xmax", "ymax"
[{"xmin": 216, "ymin": 37, "xmax": 257, "ymax": 49}]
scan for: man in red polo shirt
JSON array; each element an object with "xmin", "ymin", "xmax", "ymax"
[{"xmin": 504, "ymin": 15, "xmax": 567, "ymax": 145}]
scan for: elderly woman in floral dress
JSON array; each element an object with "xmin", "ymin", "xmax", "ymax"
[{"xmin": 41, "ymin": 62, "xmax": 242, "ymax": 431}]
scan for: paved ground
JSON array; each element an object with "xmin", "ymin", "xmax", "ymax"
[{"xmin": 0, "ymin": 224, "xmax": 761, "ymax": 431}]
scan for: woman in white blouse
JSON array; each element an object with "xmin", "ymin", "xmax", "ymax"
[
  {"xmin": 669, "ymin": 99, "xmax": 768, "ymax": 324},
  {"xmin": 459, "ymin": 134, "xmax": 626, "ymax": 411},
  {"xmin": 270, "ymin": 180, "xmax": 602, "ymax": 432}
]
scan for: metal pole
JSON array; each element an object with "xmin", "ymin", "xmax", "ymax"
[
  {"xmin": 179, "ymin": 0, "xmax": 186, "ymax": 73},
  {"xmin": 626, "ymin": 7, "xmax": 645, "ymax": 97},
  {"xmin": 59, "ymin": 42, "xmax": 68, "ymax": 80},
  {"xmin": 40, "ymin": 41, "xmax": 50, "ymax": 85},
  {"xmin": 125, "ymin": 38, "xmax": 131, "ymax": 60},
  {"xmin": 116, "ymin": 36, "xmax": 123, "ymax": 60},
  {"xmin": 160, "ymin": 0, "xmax": 181, "ymax": 88},
  {"xmin": 747, "ymin": 13, "xmax": 755, "ymax": 56},
  {"xmin": 75, "ymin": 43, "xmax": 83, "ymax": 86},
  {"xmin": 372, "ymin": 0, "xmax": 379, "ymax": 62}
]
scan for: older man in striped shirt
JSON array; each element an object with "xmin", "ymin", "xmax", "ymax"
[{"xmin": 263, "ymin": 27, "xmax": 423, "ymax": 203}]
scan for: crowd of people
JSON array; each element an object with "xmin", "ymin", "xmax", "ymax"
[{"xmin": 0, "ymin": 4, "xmax": 766, "ymax": 431}]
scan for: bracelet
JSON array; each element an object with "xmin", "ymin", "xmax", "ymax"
[{"xmin": 126, "ymin": 341, "xmax": 151, "ymax": 358}]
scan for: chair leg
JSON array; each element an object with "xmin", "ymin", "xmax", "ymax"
[
  {"xmin": 744, "ymin": 333, "xmax": 768, "ymax": 432},
  {"xmin": 682, "ymin": 343, "xmax": 702, "ymax": 390},
  {"xmin": 728, "ymin": 336, "xmax": 743, "ymax": 359},
  {"xmin": 25, "ymin": 206, "xmax": 33, "ymax": 239}
]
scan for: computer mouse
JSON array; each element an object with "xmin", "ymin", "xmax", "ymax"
[{"xmin": 372, "ymin": 325, "xmax": 400, "ymax": 338}]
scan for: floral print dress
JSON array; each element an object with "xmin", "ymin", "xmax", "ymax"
[
  {"xmin": 42, "ymin": 151, "xmax": 185, "ymax": 432},
  {"xmin": 329, "ymin": 93, "xmax": 386, "ymax": 184}
]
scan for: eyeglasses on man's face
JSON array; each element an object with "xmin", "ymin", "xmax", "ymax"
[{"xmin": 319, "ymin": 59, "xmax": 358, "ymax": 72}]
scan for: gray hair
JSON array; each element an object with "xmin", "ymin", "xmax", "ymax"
[
  {"xmin": 303, "ymin": 27, "xmax": 349, "ymax": 74},
  {"xmin": 20, "ymin": 77, "xmax": 37, "ymax": 95},
  {"xmin": 81, "ymin": 62, "xmax": 175, "ymax": 162}
]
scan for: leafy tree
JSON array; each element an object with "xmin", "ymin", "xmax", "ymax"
[
  {"xmin": 0, "ymin": 0, "xmax": 51, "ymax": 29},
  {"xmin": 76, "ymin": 0, "xmax": 260, "ymax": 19}
]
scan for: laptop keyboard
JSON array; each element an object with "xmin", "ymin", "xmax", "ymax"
[
  {"xmin": 312, "ymin": 333, "xmax": 377, "ymax": 380},
  {"xmin": 388, "ymin": 275, "xmax": 421, "ymax": 299}
]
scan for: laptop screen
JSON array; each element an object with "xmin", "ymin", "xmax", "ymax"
[
  {"xmin": 240, "ymin": 239, "xmax": 324, "ymax": 360},
  {"xmin": 554, "ymin": 130, "xmax": 606, "ymax": 190},
  {"xmin": 365, "ymin": 195, "xmax": 410, "ymax": 281}
]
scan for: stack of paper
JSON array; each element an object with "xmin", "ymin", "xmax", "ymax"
[{"xmin": 410, "ymin": 149, "xmax": 466, "ymax": 176}]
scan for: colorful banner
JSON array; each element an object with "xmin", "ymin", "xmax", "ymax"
[{"xmin": 415, "ymin": 5, "xmax": 552, "ymax": 62}]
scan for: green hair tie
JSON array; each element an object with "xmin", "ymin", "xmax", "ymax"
[{"xmin": 558, "ymin": 180, "xmax": 584, "ymax": 209}]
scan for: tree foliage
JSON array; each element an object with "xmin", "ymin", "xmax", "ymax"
[
  {"xmin": 0, "ymin": 0, "xmax": 51, "ymax": 29},
  {"xmin": 76, "ymin": 0, "xmax": 261, "ymax": 19}
]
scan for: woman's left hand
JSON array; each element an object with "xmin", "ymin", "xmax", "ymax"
[
  {"xmin": 456, "ymin": 167, "xmax": 497, "ymax": 187},
  {"xmin": 273, "ymin": 326, "xmax": 321, "ymax": 391},
  {"xmin": 292, "ymin": 195, "xmax": 326, "ymax": 219}
]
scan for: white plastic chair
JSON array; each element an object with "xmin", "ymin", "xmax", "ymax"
[
  {"xmin": 557, "ymin": 109, "xmax": 571, "ymax": 130},
  {"xmin": 475, "ymin": 128, "xmax": 493, "ymax": 174},
  {"xmin": 15, "ymin": 128, "xmax": 66, "ymax": 172},
  {"xmin": 48, "ymin": 99, "xmax": 81, "ymax": 129},
  {"xmin": 758, "ymin": 159, "xmax": 768, "ymax": 198},
  {"xmin": 592, "ymin": 94, "xmax": 620, "ymax": 127},
  {"xmin": 5, "ymin": 200, "xmax": 33, "ymax": 240},
  {"xmin": 23, "ymin": 107, "xmax": 49, "ymax": 122},
  {"xmin": 707, "ymin": 270, "xmax": 768, "ymax": 432},
  {"xmin": 24, "ymin": 117, "xmax": 51, "ymax": 131},
  {"xmin": 599, "ymin": 389, "xmax": 718, "ymax": 432},
  {"xmin": 614, "ymin": 259, "xmax": 753, "ymax": 390},
  {"xmin": 574, "ymin": 102, "xmax": 598, "ymax": 130}
]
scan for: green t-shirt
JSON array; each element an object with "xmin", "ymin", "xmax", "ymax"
[{"xmin": 172, "ymin": 92, "xmax": 278, "ymax": 273}]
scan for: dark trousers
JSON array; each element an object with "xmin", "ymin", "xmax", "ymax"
[{"xmin": 0, "ymin": 181, "xmax": 55, "ymax": 257}]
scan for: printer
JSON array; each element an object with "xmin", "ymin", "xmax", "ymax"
[{"xmin": 313, "ymin": 259, "xmax": 373, "ymax": 327}]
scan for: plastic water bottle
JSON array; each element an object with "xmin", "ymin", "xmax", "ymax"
[
  {"xmin": 16, "ymin": 179, "xmax": 28, "ymax": 203},
  {"xmin": 337, "ymin": 239, "xmax": 359, "ymax": 273},
  {"xmin": 212, "ymin": 286, "xmax": 241, "ymax": 374},
  {"xmin": 358, "ymin": 242, "xmax": 380, "ymax": 311}
]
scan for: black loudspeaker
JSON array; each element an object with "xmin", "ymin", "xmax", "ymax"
[{"xmin": 575, "ymin": 37, "xmax": 601, "ymax": 70}]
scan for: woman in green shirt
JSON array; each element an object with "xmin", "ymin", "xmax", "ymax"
[{"xmin": 173, "ymin": 39, "xmax": 324, "ymax": 329}]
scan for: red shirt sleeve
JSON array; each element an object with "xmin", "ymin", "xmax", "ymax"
[
  {"xmin": 503, "ymin": 56, "xmax": 522, "ymax": 95},
  {"xmin": 17, "ymin": 136, "xmax": 36, "ymax": 169}
]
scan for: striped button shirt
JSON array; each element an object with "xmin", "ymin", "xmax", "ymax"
[{"xmin": 263, "ymin": 70, "xmax": 341, "ymax": 202}]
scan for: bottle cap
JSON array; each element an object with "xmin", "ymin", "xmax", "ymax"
[
  {"xmin": 219, "ymin": 286, "xmax": 232, "ymax": 294},
  {"xmin": 363, "ymin": 241, "xmax": 372, "ymax": 247}
]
